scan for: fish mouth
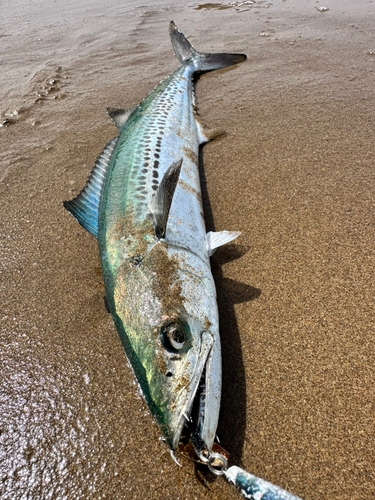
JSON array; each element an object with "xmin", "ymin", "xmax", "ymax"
[{"xmin": 170, "ymin": 330, "xmax": 215, "ymax": 451}]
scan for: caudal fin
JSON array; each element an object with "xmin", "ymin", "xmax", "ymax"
[{"xmin": 169, "ymin": 21, "xmax": 246, "ymax": 72}]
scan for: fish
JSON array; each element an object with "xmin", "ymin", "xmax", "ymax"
[
  {"xmin": 64, "ymin": 22, "xmax": 302, "ymax": 500},
  {"xmin": 64, "ymin": 21, "xmax": 245, "ymax": 456}
]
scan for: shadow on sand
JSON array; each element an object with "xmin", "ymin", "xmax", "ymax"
[{"xmin": 198, "ymin": 146, "xmax": 261, "ymax": 476}]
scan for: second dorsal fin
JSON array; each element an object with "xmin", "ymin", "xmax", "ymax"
[{"xmin": 148, "ymin": 159, "xmax": 183, "ymax": 239}]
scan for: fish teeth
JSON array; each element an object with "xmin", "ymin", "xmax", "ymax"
[{"xmin": 170, "ymin": 450, "xmax": 182, "ymax": 467}]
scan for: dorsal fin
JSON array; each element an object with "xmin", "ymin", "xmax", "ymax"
[
  {"xmin": 63, "ymin": 137, "xmax": 118, "ymax": 238},
  {"xmin": 148, "ymin": 158, "xmax": 183, "ymax": 239},
  {"xmin": 206, "ymin": 230, "xmax": 241, "ymax": 256},
  {"xmin": 107, "ymin": 106, "xmax": 137, "ymax": 130}
]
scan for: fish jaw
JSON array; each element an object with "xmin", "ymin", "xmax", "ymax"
[
  {"xmin": 195, "ymin": 332, "xmax": 222, "ymax": 452},
  {"xmin": 168, "ymin": 329, "xmax": 214, "ymax": 450}
]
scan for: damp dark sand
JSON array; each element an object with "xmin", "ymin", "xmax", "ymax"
[{"xmin": 1, "ymin": 0, "xmax": 374, "ymax": 498}]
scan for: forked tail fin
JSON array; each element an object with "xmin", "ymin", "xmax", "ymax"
[{"xmin": 169, "ymin": 21, "xmax": 246, "ymax": 72}]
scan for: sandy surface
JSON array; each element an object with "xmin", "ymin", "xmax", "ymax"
[{"xmin": 1, "ymin": 0, "xmax": 375, "ymax": 498}]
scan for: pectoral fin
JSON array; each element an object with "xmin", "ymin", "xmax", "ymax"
[
  {"xmin": 149, "ymin": 159, "xmax": 183, "ymax": 239},
  {"xmin": 206, "ymin": 230, "xmax": 241, "ymax": 256}
]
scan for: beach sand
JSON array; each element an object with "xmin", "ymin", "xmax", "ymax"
[{"xmin": 1, "ymin": 0, "xmax": 374, "ymax": 498}]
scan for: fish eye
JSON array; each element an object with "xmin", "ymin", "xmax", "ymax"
[
  {"xmin": 167, "ymin": 325, "xmax": 185, "ymax": 350},
  {"xmin": 161, "ymin": 322, "xmax": 186, "ymax": 352}
]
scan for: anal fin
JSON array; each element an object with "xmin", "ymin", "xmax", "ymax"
[{"xmin": 206, "ymin": 230, "xmax": 241, "ymax": 256}]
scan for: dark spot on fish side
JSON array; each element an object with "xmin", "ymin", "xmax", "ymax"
[
  {"xmin": 152, "ymin": 185, "xmax": 158, "ymax": 191},
  {"xmin": 153, "ymin": 171, "xmax": 158, "ymax": 178},
  {"xmin": 153, "ymin": 160, "xmax": 159, "ymax": 169}
]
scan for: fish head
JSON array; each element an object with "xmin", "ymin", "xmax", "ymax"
[{"xmin": 113, "ymin": 242, "xmax": 220, "ymax": 451}]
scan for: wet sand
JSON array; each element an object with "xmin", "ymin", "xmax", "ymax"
[{"xmin": 1, "ymin": 0, "xmax": 375, "ymax": 498}]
